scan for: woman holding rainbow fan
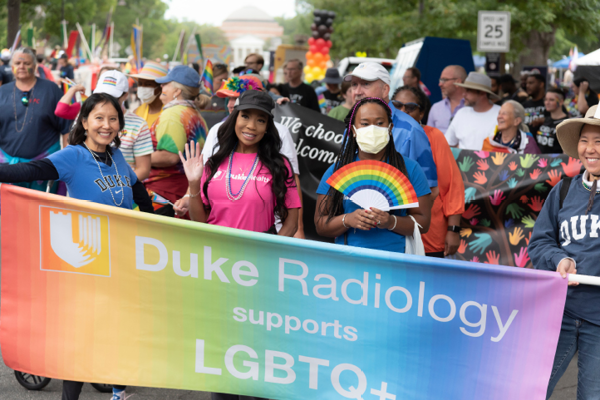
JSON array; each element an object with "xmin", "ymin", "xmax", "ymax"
[{"xmin": 315, "ymin": 97, "xmax": 432, "ymax": 253}]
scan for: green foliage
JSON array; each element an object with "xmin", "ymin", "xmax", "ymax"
[
  {"xmin": 0, "ymin": 0, "xmax": 228, "ymax": 60},
  {"xmin": 296, "ymin": 0, "xmax": 600, "ymax": 62}
]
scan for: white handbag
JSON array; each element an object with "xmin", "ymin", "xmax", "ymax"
[{"xmin": 404, "ymin": 215, "xmax": 425, "ymax": 256}]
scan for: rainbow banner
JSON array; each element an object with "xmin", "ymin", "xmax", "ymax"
[{"xmin": 1, "ymin": 185, "xmax": 567, "ymax": 399}]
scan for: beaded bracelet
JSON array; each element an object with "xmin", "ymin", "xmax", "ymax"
[{"xmin": 388, "ymin": 215, "xmax": 397, "ymax": 231}]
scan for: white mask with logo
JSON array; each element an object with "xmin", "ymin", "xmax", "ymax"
[
  {"xmin": 353, "ymin": 125, "xmax": 390, "ymax": 154},
  {"xmin": 137, "ymin": 86, "xmax": 159, "ymax": 104}
]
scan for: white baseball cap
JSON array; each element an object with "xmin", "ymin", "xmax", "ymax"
[
  {"xmin": 343, "ymin": 62, "xmax": 391, "ymax": 86},
  {"xmin": 94, "ymin": 70, "xmax": 129, "ymax": 99}
]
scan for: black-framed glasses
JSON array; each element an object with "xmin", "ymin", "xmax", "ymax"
[
  {"xmin": 21, "ymin": 91, "xmax": 30, "ymax": 107},
  {"xmin": 391, "ymin": 100, "xmax": 420, "ymax": 113}
]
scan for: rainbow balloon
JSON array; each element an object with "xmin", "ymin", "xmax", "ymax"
[{"xmin": 326, "ymin": 160, "xmax": 418, "ymax": 211}]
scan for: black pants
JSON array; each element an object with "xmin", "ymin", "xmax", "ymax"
[
  {"xmin": 426, "ymin": 251, "xmax": 445, "ymax": 258},
  {"xmin": 62, "ymin": 381, "xmax": 84, "ymax": 400},
  {"xmin": 211, "ymin": 393, "xmax": 268, "ymax": 400}
]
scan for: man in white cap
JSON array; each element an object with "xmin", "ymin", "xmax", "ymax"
[
  {"xmin": 445, "ymin": 72, "xmax": 501, "ymax": 150},
  {"xmin": 344, "ymin": 62, "xmax": 438, "ymax": 189}
]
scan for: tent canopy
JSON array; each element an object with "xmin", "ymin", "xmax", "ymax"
[
  {"xmin": 575, "ymin": 48, "xmax": 600, "ymax": 66},
  {"xmin": 553, "ymin": 53, "xmax": 585, "ymax": 69}
]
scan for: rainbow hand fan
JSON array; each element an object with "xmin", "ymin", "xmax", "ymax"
[{"xmin": 326, "ymin": 160, "xmax": 419, "ymax": 211}]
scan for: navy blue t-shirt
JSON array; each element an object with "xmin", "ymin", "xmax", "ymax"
[
  {"xmin": 317, "ymin": 156, "xmax": 431, "ymax": 253},
  {"xmin": 0, "ymin": 64, "xmax": 13, "ymax": 84},
  {"xmin": 60, "ymin": 65, "xmax": 74, "ymax": 80},
  {"xmin": 48, "ymin": 145, "xmax": 138, "ymax": 210},
  {"xmin": 0, "ymin": 79, "xmax": 71, "ymax": 159}
]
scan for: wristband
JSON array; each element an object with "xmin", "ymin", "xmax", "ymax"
[
  {"xmin": 388, "ymin": 215, "xmax": 397, "ymax": 231},
  {"xmin": 447, "ymin": 225, "xmax": 461, "ymax": 233},
  {"xmin": 342, "ymin": 214, "xmax": 349, "ymax": 229},
  {"xmin": 189, "ymin": 187, "xmax": 202, "ymax": 198}
]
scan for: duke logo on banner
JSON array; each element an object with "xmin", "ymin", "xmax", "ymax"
[{"xmin": 39, "ymin": 206, "xmax": 111, "ymax": 276}]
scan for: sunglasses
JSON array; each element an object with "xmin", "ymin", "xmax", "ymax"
[
  {"xmin": 21, "ymin": 91, "xmax": 30, "ymax": 107},
  {"xmin": 391, "ymin": 100, "xmax": 420, "ymax": 113}
]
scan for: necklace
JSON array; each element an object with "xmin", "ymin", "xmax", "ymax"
[
  {"xmin": 226, "ymin": 150, "xmax": 259, "ymax": 201},
  {"xmin": 13, "ymin": 82, "xmax": 35, "ymax": 133},
  {"xmin": 83, "ymin": 142, "xmax": 125, "ymax": 206}
]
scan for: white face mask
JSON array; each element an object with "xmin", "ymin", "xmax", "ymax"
[
  {"xmin": 137, "ymin": 86, "xmax": 159, "ymax": 104},
  {"xmin": 353, "ymin": 125, "xmax": 390, "ymax": 154}
]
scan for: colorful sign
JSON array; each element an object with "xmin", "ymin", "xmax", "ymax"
[
  {"xmin": 452, "ymin": 149, "xmax": 582, "ymax": 267},
  {"xmin": 1, "ymin": 185, "xmax": 567, "ymax": 399}
]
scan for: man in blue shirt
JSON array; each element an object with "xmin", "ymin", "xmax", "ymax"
[{"xmin": 343, "ymin": 62, "xmax": 438, "ymax": 189}]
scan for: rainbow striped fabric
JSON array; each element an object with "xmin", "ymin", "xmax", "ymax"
[{"xmin": 201, "ymin": 59, "xmax": 214, "ymax": 96}]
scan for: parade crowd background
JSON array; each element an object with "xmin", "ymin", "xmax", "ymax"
[{"xmin": 2, "ymin": 1, "xmax": 600, "ymax": 399}]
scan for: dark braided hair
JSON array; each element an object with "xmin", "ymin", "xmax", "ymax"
[
  {"xmin": 203, "ymin": 108, "xmax": 295, "ymax": 222},
  {"xmin": 321, "ymin": 97, "xmax": 408, "ymax": 222}
]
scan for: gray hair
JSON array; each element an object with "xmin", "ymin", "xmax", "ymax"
[
  {"xmin": 10, "ymin": 47, "xmax": 37, "ymax": 67},
  {"xmin": 505, "ymin": 100, "xmax": 529, "ymax": 133}
]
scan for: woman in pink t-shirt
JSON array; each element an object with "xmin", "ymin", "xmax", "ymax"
[{"xmin": 179, "ymin": 90, "xmax": 300, "ymax": 236}]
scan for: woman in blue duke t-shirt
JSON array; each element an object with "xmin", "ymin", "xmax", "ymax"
[
  {"xmin": 0, "ymin": 93, "xmax": 152, "ymax": 400},
  {"xmin": 529, "ymin": 104, "xmax": 600, "ymax": 399},
  {"xmin": 315, "ymin": 97, "xmax": 432, "ymax": 253}
]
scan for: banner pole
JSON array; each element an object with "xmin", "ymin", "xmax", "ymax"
[{"xmin": 569, "ymin": 274, "xmax": 600, "ymax": 287}]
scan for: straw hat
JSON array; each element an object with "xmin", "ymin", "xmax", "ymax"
[
  {"xmin": 128, "ymin": 61, "xmax": 168, "ymax": 81},
  {"xmin": 454, "ymin": 72, "xmax": 501, "ymax": 100},
  {"xmin": 557, "ymin": 105, "xmax": 600, "ymax": 159}
]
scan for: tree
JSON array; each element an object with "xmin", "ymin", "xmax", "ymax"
[{"xmin": 300, "ymin": 0, "xmax": 600, "ymax": 67}]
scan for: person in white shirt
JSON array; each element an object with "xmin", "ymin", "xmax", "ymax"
[{"xmin": 445, "ymin": 72, "xmax": 501, "ymax": 150}]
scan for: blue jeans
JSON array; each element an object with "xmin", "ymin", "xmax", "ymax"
[{"xmin": 546, "ymin": 313, "xmax": 600, "ymax": 399}]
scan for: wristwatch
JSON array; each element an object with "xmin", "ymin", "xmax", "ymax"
[{"xmin": 447, "ymin": 225, "xmax": 461, "ymax": 233}]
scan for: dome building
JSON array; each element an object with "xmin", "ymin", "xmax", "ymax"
[{"xmin": 221, "ymin": 5, "xmax": 284, "ymax": 67}]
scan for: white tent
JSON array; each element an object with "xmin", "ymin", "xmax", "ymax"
[{"xmin": 575, "ymin": 48, "xmax": 600, "ymax": 66}]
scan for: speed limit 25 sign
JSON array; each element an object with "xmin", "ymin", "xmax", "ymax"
[{"xmin": 477, "ymin": 11, "xmax": 511, "ymax": 53}]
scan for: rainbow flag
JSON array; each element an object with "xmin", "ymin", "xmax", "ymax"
[
  {"xmin": 318, "ymin": 93, "xmax": 326, "ymax": 113},
  {"xmin": 9, "ymin": 30, "xmax": 21, "ymax": 55},
  {"xmin": 131, "ymin": 25, "xmax": 143, "ymax": 72},
  {"xmin": 201, "ymin": 59, "xmax": 214, "ymax": 96},
  {"xmin": 62, "ymin": 81, "xmax": 88, "ymax": 104}
]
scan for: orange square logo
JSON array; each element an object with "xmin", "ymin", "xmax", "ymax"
[{"xmin": 40, "ymin": 206, "xmax": 111, "ymax": 276}]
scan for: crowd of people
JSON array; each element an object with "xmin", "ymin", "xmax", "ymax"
[{"xmin": 0, "ymin": 44, "xmax": 599, "ymax": 399}]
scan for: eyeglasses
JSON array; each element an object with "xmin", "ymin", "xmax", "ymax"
[
  {"xmin": 21, "ymin": 91, "xmax": 30, "ymax": 107},
  {"xmin": 391, "ymin": 100, "xmax": 420, "ymax": 113},
  {"xmin": 439, "ymin": 78, "xmax": 458, "ymax": 84}
]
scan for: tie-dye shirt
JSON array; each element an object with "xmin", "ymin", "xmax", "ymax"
[{"xmin": 145, "ymin": 100, "xmax": 207, "ymax": 202}]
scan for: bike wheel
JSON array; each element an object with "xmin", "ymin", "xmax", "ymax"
[
  {"xmin": 91, "ymin": 383, "xmax": 113, "ymax": 393},
  {"xmin": 14, "ymin": 370, "xmax": 51, "ymax": 390}
]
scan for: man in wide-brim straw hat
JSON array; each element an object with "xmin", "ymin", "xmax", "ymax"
[
  {"xmin": 444, "ymin": 72, "xmax": 501, "ymax": 150},
  {"xmin": 529, "ymin": 104, "xmax": 600, "ymax": 399}
]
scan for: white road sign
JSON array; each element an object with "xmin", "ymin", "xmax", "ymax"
[{"xmin": 477, "ymin": 11, "xmax": 511, "ymax": 53}]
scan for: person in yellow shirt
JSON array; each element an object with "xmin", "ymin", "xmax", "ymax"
[{"xmin": 129, "ymin": 61, "xmax": 168, "ymax": 128}]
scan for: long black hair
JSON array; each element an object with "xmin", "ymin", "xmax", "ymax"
[
  {"xmin": 203, "ymin": 108, "xmax": 295, "ymax": 221},
  {"xmin": 69, "ymin": 93, "xmax": 124, "ymax": 150},
  {"xmin": 321, "ymin": 97, "xmax": 408, "ymax": 221}
]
